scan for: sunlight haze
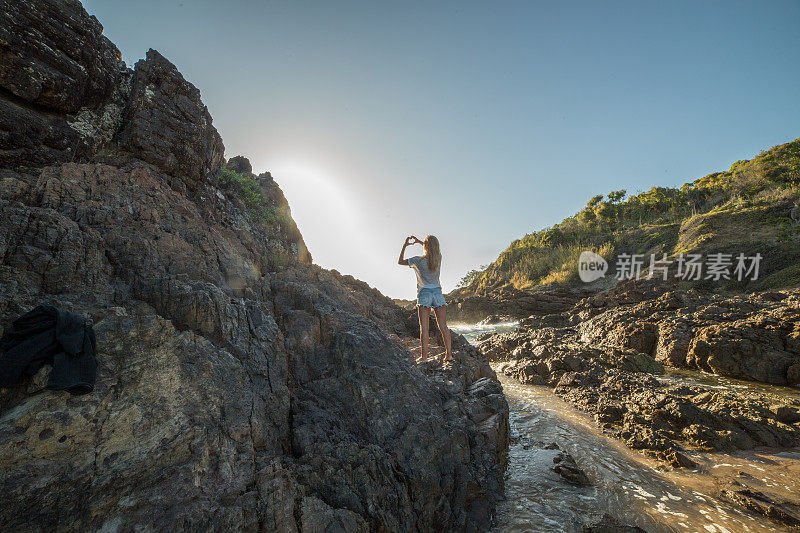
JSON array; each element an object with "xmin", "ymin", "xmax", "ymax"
[{"xmin": 82, "ymin": 0, "xmax": 800, "ymax": 298}]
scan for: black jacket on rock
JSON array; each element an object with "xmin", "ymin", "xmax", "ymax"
[{"xmin": 0, "ymin": 305, "xmax": 97, "ymax": 394}]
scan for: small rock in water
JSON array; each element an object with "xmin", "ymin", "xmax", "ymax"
[
  {"xmin": 720, "ymin": 488, "xmax": 800, "ymax": 528},
  {"xmin": 552, "ymin": 451, "xmax": 591, "ymax": 486},
  {"xmin": 582, "ymin": 513, "xmax": 648, "ymax": 532},
  {"xmin": 771, "ymin": 404, "xmax": 800, "ymax": 424},
  {"xmin": 664, "ymin": 450, "xmax": 697, "ymax": 469},
  {"xmin": 478, "ymin": 314, "xmax": 502, "ymax": 325}
]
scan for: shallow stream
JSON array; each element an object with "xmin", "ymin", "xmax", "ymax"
[{"xmin": 450, "ymin": 323, "xmax": 800, "ymax": 533}]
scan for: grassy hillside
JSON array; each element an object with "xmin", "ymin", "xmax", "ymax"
[{"xmin": 463, "ymin": 137, "xmax": 800, "ymax": 294}]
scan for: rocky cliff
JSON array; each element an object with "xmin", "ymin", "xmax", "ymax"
[{"xmin": 0, "ymin": 1, "xmax": 508, "ymax": 530}]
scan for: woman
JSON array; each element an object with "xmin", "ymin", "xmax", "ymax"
[{"xmin": 398, "ymin": 235, "xmax": 453, "ymax": 363}]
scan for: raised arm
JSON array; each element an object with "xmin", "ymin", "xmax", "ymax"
[{"xmin": 398, "ymin": 236, "xmax": 421, "ymax": 265}]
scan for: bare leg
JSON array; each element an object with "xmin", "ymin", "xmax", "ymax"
[
  {"xmin": 433, "ymin": 305, "xmax": 452, "ymax": 362},
  {"xmin": 418, "ymin": 305, "xmax": 431, "ymax": 362}
]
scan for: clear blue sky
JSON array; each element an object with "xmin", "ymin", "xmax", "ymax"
[{"xmin": 83, "ymin": 0, "xmax": 800, "ymax": 299}]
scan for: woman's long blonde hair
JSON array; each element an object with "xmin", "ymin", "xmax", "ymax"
[{"xmin": 424, "ymin": 235, "xmax": 441, "ymax": 272}]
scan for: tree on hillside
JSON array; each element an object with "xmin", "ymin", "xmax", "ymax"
[
  {"xmin": 458, "ymin": 265, "xmax": 489, "ymax": 288},
  {"xmin": 577, "ymin": 195, "xmax": 603, "ymax": 229},
  {"xmin": 607, "ymin": 189, "xmax": 626, "ymax": 203},
  {"xmin": 587, "ymin": 194, "xmax": 604, "ymax": 207}
]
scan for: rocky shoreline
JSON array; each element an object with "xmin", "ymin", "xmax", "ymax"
[
  {"xmin": 446, "ymin": 286, "xmax": 596, "ymax": 324},
  {"xmin": 4, "ymin": 0, "xmax": 800, "ymax": 531},
  {"xmin": 478, "ymin": 281, "xmax": 800, "ymax": 529}
]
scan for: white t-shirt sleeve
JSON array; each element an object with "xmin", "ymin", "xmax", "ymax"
[{"xmin": 408, "ymin": 256, "xmax": 421, "ymax": 268}]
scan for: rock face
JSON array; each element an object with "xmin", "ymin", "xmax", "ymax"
[
  {"xmin": 572, "ymin": 283, "xmax": 800, "ymax": 386},
  {"xmin": 0, "ymin": 0, "xmax": 128, "ymax": 169},
  {"xmin": 117, "ymin": 49, "xmax": 225, "ymax": 188},
  {"xmin": 0, "ymin": 1, "xmax": 508, "ymax": 530}
]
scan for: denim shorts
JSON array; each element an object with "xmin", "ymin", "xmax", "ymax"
[{"xmin": 417, "ymin": 287, "xmax": 446, "ymax": 308}]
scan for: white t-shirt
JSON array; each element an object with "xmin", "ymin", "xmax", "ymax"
[{"xmin": 408, "ymin": 255, "xmax": 441, "ymax": 290}]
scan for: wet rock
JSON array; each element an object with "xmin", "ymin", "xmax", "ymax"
[
  {"xmin": 552, "ymin": 452, "xmax": 591, "ymax": 486},
  {"xmin": 663, "ymin": 450, "xmax": 697, "ymax": 469},
  {"xmin": 772, "ymin": 404, "xmax": 800, "ymax": 424},
  {"xmin": 486, "ymin": 281, "xmax": 800, "ymax": 387},
  {"xmin": 481, "ymin": 293, "xmax": 800, "ymax": 463},
  {"xmin": 479, "ymin": 314, "xmax": 502, "ymax": 325},
  {"xmin": 720, "ymin": 489, "xmax": 800, "ymax": 529},
  {"xmin": 582, "ymin": 514, "xmax": 648, "ymax": 533}
]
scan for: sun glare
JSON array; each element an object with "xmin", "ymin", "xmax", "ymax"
[{"xmin": 268, "ymin": 160, "xmax": 363, "ymax": 269}]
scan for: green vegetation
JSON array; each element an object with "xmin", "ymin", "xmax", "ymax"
[
  {"xmin": 457, "ymin": 264, "xmax": 489, "ymax": 288},
  {"xmin": 219, "ymin": 167, "xmax": 282, "ymax": 224},
  {"xmin": 463, "ymin": 137, "xmax": 800, "ymax": 292}
]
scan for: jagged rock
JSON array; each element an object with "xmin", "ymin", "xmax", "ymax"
[
  {"xmin": 0, "ymin": 1, "xmax": 509, "ymax": 530},
  {"xmin": 0, "ymin": 157, "xmax": 508, "ymax": 530},
  {"xmin": 663, "ymin": 450, "xmax": 697, "ymax": 469},
  {"xmin": 0, "ymin": 2, "xmax": 224, "ymax": 181},
  {"xmin": 446, "ymin": 285, "xmax": 594, "ymax": 323},
  {"xmin": 654, "ymin": 319, "xmax": 694, "ymax": 367},
  {"xmin": 299, "ymin": 497, "xmax": 369, "ymax": 533},
  {"xmin": 0, "ymin": 0, "xmax": 128, "ymax": 169},
  {"xmin": 478, "ymin": 314, "xmax": 501, "ymax": 325},
  {"xmin": 500, "ymin": 283, "xmax": 800, "ymax": 386},
  {"xmin": 719, "ymin": 488, "xmax": 800, "ymax": 529},
  {"xmin": 117, "ymin": 49, "xmax": 224, "ymax": 187},
  {"xmin": 552, "ymin": 451, "xmax": 591, "ymax": 486},
  {"xmin": 0, "ymin": 0, "xmax": 124, "ymax": 112},
  {"xmin": 226, "ymin": 155, "xmax": 253, "ymax": 175}
]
